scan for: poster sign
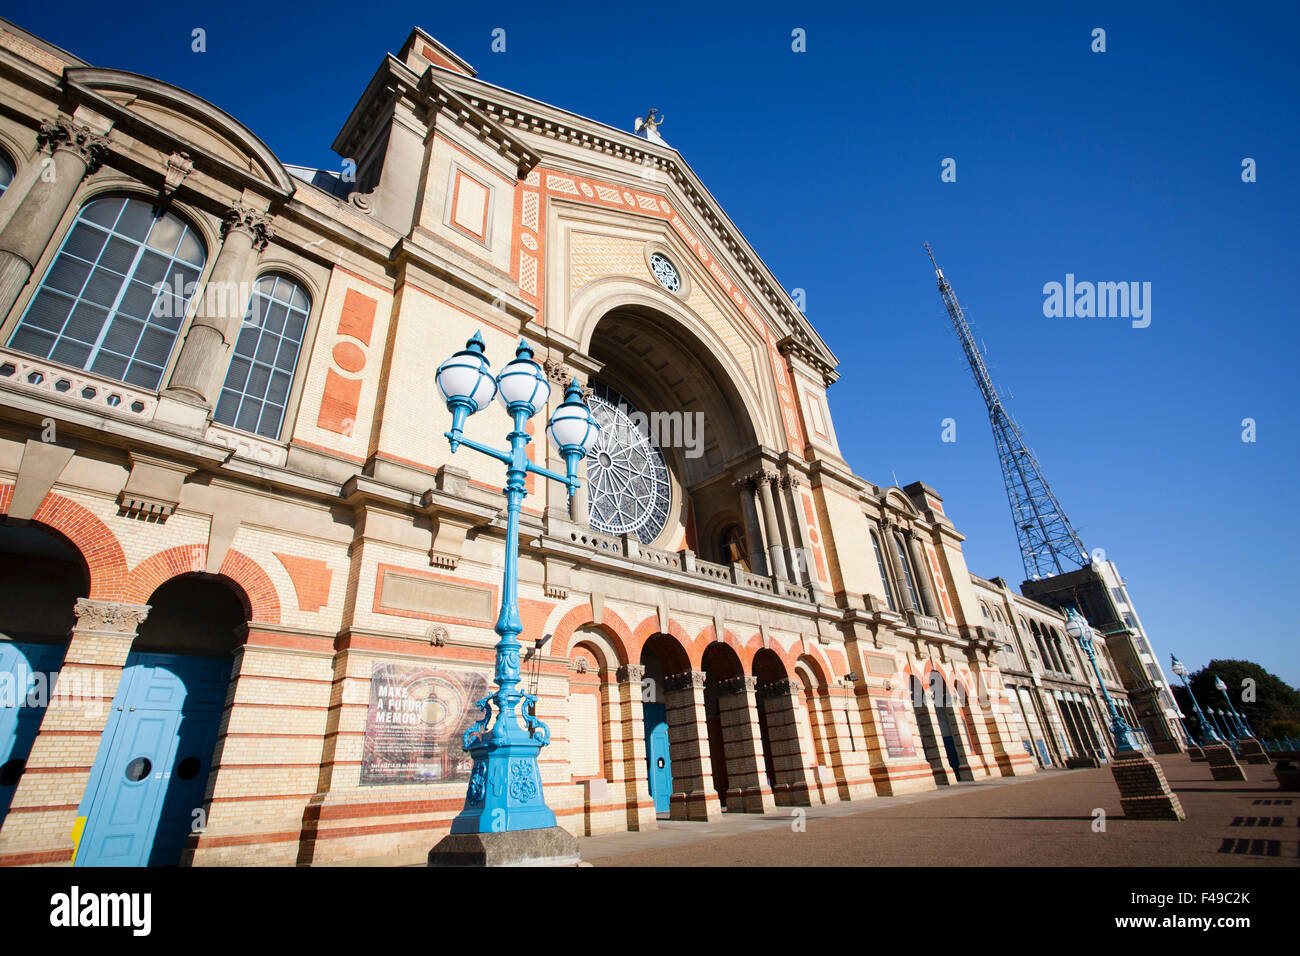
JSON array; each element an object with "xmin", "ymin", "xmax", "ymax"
[
  {"xmin": 875, "ymin": 699, "xmax": 917, "ymax": 758},
  {"xmin": 360, "ymin": 662, "xmax": 489, "ymax": 786}
]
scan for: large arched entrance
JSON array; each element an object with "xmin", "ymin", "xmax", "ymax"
[
  {"xmin": 584, "ymin": 304, "xmax": 764, "ymax": 562},
  {"xmin": 0, "ymin": 522, "xmax": 89, "ymax": 830},
  {"xmin": 75, "ymin": 574, "xmax": 245, "ymax": 866},
  {"xmin": 930, "ymin": 671, "xmax": 973, "ymax": 782},
  {"xmin": 639, "ymin": 633, "xmax": 690, "ymax": 816},
  {"xmin": 753, "ymin": 649, "xmax": 813, "ymax": 806}
]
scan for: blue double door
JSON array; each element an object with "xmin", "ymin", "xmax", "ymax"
[
  {"xmin": 643, "ymin": 702, "xmax": 673, "ymax": 813},
  {"xmin": 0, "ymin": 641, "xmax": 68, "ymax": 829},
  {"xmin": 76, "ymin": 651, "xmax": 230, "ymax": 867}
]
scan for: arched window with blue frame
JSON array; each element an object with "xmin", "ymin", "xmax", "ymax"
[
  {"xmin": 7, "ymin": 194, "xmax": 205, "ymax": 390},
  {"xmin": 212, "ymin": 273, "xmax": 310, "ymax": 439}
]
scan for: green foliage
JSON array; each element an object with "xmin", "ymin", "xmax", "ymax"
[{"xmin": 1185, "ymin": 659, "xmax": 1300, "ymax": 736}]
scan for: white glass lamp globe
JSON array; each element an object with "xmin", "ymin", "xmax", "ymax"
[
  {"xmin": 496, "ymin": 340, "xmax": 550, "ymax": 415},
  {"xmin": 1063, "ymin": 611, "xmax": 1086, "ymax": 643},
  {"xmin": 547, "ymin": 380, "xmax": 600, "ymax": 455},
  {"xmin": 436, "ymin": 331, "xmax": 496, "ymax": 412}
]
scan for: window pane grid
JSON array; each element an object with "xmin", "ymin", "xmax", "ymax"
[
  {"xmin": 213, "ymin": 274, "xmax": 310, "ymax": 440},
  {"xmin": 7, "ymin": 196, "xmax": 205, "ymax": 392}
]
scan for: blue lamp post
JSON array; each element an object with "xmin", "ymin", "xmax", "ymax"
[
  {"xmin": 1171, "ymin": 655, "xmax": 1220, "ymax": 745},
  {"xmin": 1065, "ymin": 606, "xmax": 1143, "ymax": 754},
  {"xmin": 1214, "ymin": 674, "xmax": 1254, "ymax": 738},
  {"xmin": 434, "ymin": 333, "xmax": 599, "ymax": 834}
]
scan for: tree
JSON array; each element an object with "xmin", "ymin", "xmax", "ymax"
[{"xmin": 1172, "ymin": 659, "xmax": 1300, "ymax": 739}]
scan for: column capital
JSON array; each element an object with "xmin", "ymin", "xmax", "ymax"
[
  {"xmin": 665, "ymin": 670, "xmax": 706, "ymax": 691},
  {"xmin": 779, "ymin": 474, "xmax": 800, "ymax": 490},
  {"xmin": 616, "ymin": 663, "xmax": 645, "ymax": 684},
  {"xmin": 36, "ymin": 116, "xmax": 110, "ymax": 174},
  {"xmin": 757, "ymin": 677, "xmax": 798, "ymax": 698},
  {"xmin": 222, "ymin": 203, "xmax": 275, "ymax": 251},
  {"xmin": 73, "ymin": 598, "xmax": 150, "ymax": 633}
]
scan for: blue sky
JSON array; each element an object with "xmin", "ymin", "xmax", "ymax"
[{"xmin": 14, "ymin": 2, "xmax": 1298, "ymax": 684}]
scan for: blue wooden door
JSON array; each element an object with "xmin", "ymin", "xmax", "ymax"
[
  {"xmin": 76, "ymin": 652, "xmax": 229, "ymax": 867},
  {"xmin": 644, "ymin": 702, "xmax": 672, "ymax": 813},
  {"xmin": 0, "ymin": 642, "xmax": 66, "ymax": 828}
]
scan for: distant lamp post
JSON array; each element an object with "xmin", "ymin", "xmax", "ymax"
[
  {"xmin": 1065, "ymin": 607, "xmax": 1142, "ymax": 754},
  {"xmin": 1214, "ymin": 674, "xmax": 1253, "ymax": 738},
  {"xmin": 1171, "ymin": 655, "xmax": 1221, "ymax": 744},
  {"xmin": 433, "ymin": 333, "xmax": 599, "ymax": 837}
]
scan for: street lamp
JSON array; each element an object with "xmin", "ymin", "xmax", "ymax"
[
  {"xmin": 1171, "ymin": 655, "xmax": 1221, "ymax": 744},
  {"xmin": 1213, "ymin": 674, "xmax": 1254, "ymax": 738},
  {"xmin": 1064, "ymin": 606, "xmax": 1142, "ymax": 754},
  {"xmin": 434, "ymin": 333, "xmax": 599, "ymax": 835}
]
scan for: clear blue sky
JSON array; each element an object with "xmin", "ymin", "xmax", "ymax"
[{"xmin": 14, "ymin": 2, "xmax": 1298, "ymax": 685}]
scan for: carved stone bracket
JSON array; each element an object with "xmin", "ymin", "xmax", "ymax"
[
  {"xmin": 162, "ymin": 151, "xmax": 194, "ymax": 197},
  {"xmin": 222, "ymin": 203, "xmax": 275, "ymax": 251},
  {"xmin": 73, "ymin": 598, "xmax": 150, "ymax": 634},
  {"xmin": 617, "ymin": 663, "xmax": 646, "ymax": 684},
  {"xmin": 37, "ymin": 116, "xmax": 110, "ymax": 173}
]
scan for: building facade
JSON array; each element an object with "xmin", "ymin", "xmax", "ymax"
[{"xmin": 0, "ymin": 20, "xmax": 1135, "ymax": 867}]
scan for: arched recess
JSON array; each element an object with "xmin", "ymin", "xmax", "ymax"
[
  {"xmin": 0, "ymin": 521, "xmax": 90, "ymax": 829},
  {"xmin": 795, "ymin": 657, "xmax": 839, "ymax": 803},
  {"xmin": 928, "ymin": 669, "xmax": 973, "ymax": 781},
  {"xmin": 0, "ymin": 485, "xmax": 128, "ymax": 599},
  {"xmin": 124, "ymin": 545, "xmax": 280, "ymax": 624},
  {"xmin": 75, "ymin": 573, "xmax": 247, "ymax": 867},
  {"xmin": 567, "ymin": 280, "xmax": 772, "ymax": 557},
  {"xmin": 753, "ymin": 648, "xmax": 812, "ymax": 806},
  {"xmin": 567, "ymin": 625, "xmax": 617, "ymax": 788}
]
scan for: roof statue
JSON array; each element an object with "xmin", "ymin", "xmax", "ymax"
[{"xmin": 634, "ymin": 108, "xmax": 666, "ymax": 145}]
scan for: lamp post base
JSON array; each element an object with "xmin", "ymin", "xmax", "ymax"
[
  {"xmin": 1237, "ymin": 737, "xmax": 1271, "ymax": 765},
  {"xmin": 427, "ymin": 827, "xmax": 581, "ymax": 867},
  {"xmin": 1203, "ymin": 742, "xmax": 1248, "ymax": 781},
  {"xmin": 1109, "ymin": 752, "xmax": 1186, "ymax": 821}
]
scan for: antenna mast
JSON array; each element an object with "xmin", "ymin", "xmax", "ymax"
[{"xmin": 924, "ymin": 243, "xmax": 1090, "ymax": 579}]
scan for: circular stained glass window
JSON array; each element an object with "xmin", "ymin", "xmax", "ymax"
[
  {"xmin": 585, "ymin": 383, "xmax": 671, "ymax": 544},
  {"xmin": 649, "ymin": 252, "xmax": 681, "ymax": 293}
]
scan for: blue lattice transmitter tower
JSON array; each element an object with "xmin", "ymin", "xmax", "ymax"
[{"xmin": 924, "ymin": 243, "xmax": 1089, "ymax": 580}]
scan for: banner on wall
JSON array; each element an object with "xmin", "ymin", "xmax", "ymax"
[
  {"xmin": 359, "ymin": 662, "xmax": 489, "ymax": 786},
  {"xmin": 875, "ymin": 699, "xmax": 918, "ymax": 758}
]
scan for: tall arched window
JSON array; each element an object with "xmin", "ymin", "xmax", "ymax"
[
  {"xmin": 893, "ymin": 533, "xmax": 921, "ymax": 611},
  {"xmin": 870, "ymin": 530, "xmax": 897, "ymax": 611},
  {"xmin": 212, "ymin": 273, "xmax": 310, "ymax": 439},
  {"xmin": 0, "ymin": 151, "xmax": 14, "ymax": 197},
  {"xmin": 8, "ymin": 195, "xmax": 205, "ymax": 390}
]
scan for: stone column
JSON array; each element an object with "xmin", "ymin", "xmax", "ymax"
[
  {"xmin": 733, "ymin": 476, "xmax": 769, "ymax": 575},
  {"xmin": 0, "ymin": 115, "xmax": 111, "ymax": 318},
  {"xmin": 906, "ymin": 533, "xmax": 938, "ymax": 618},
  {"xmin": 614, "ymin": 664, "xmax": 657, "ymax": 831},
  {"xmin": 663, "ymin": 671, "xmax": 721, "ymax": 821},
  {"xmin": 759, "ymin": 680, "xmax": 817, "ymax": 806},
  {"xmin": 756, "ymin": 472, "xmax": 790, "ymax": 582},
  {"xmin": 778, "ymin": 474, "xmax": 811, "ymax": 584},
  {"xmin": 160, "ymin": 203, "xmax": 273, "ymax": 418},
  {"xmin": 0, "ymin": 598, "xmax": 148, "ymax": 866},
  {"xmin": 716, "ymin": 675, "xmax": 776, "ymax": 813}
]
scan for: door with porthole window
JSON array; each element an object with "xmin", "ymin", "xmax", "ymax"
[{"xmin": 75, "ymin": 652, "xmax": 230, "ymax": 867}]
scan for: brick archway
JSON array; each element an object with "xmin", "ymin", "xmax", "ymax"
[
  {"xmin": 124, "ymin": 544, "xmax": 280, "ymax": 623},
  {"xmin": 0, "ymin": 484, "xmax": 128, "ymax": 599}
]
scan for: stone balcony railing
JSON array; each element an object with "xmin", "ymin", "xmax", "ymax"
[
  {"xmin": 0, "ymin": 347, "xmax": 157, "ymax": 420},
  {"xmin": 562, "ymin": 527, "xmax": 815, "ymax": 603},
  {"xmin": 906, "ymin": 609, "xmax": 951, "ymax": 636}
]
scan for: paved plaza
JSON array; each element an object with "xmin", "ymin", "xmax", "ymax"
[{"xmin": 579, "ymin": 756, "xmax": 1298, "ymax": 867}]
